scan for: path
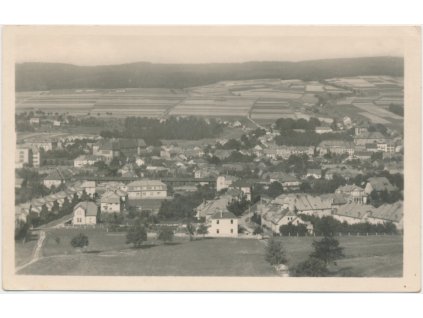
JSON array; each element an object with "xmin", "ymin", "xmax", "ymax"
[{"xmin": 15, "ymin": 230, "xmax": 46, "ymax": 273}]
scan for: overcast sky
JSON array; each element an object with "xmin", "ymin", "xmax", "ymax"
[{"xmin": 14, "ymin": 28, "xmax": 404, "ymax": 65}]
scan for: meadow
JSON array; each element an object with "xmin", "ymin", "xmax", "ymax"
[{"xmin": 16, "ymin": 228, "xmax": 402, "ymax": 277}]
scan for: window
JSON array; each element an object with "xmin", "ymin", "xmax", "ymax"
[
  {"xmin": 231, "ymin": 229, "xmax": 233, "ymax": 234},
  {"xmin": 216, "ymin": 229, "xmax": 219, "ymax": 234},
  {"xmin": 230, "ymin": 220, "xmax": 233, "ymax": 224},
  {"xmin": 216, "ymin": 220, "xmax": 219, "ymax": 224}
]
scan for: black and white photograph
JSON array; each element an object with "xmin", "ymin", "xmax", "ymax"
[{"xmin": 2, "ymin": 25, "xmax": 421, "ymax": 291}]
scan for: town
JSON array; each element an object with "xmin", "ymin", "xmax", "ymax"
[{"xmin": 14, "ymin": 75, "xmax": 404, "ymax": 277}]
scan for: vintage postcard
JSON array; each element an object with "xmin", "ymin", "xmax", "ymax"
[{"xmin": 2, "ymin": 26, "xmax": 421, "ymax": 291}]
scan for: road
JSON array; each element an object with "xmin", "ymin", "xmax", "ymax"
[{"xmin": 15, "ymin": 230, "xmax": 46, "ymax": 273}]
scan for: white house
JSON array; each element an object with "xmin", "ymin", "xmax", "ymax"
[
  {"xmin": 216, "ymin": 175, "xmax": 238, "ymax": 192},
  {"xmin": 15, "ymin": 147, "xmax": 32, "ymax": 168},
  {"xmin": 209, "ymin": 210, "xmax": 238, "ymax": 237},
  {"xmin": 100, "ymin": 191, "xmax": 121, "ymax": 213},
  {"xmin": 29, "ymin": 117, "xmax": 40, "ymax": 125},
  {"xmin": 72, "ymin": 201, "xmax": 98, "ymax": 225},
  {"xmin": 74, "ymin": 155, "xmax": 105, "ymax": 168},
  {"xmin": 127, "ymin": 180, "xmax": 167, "ymax": 199}
]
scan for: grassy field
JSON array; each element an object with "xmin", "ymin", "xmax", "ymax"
[
  {"xmin": 277, "ymin": 235, "xmax": 403, "ymax": 277},
  {"xmin": 18, "ymin": 232, "xmax": 275, "ymax": 276},
  {"xmin": 16, "ymin": 227, "xmax": 402, "ymax": 277},
  {"xmin": 15, "ymin": 237, "xmax": 38, "ymax": 267}
]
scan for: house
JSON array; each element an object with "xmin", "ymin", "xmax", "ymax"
[
  {"xmin": 15, "ymin": 203, "xmax": 31, "ymax": 224},
  {"xmin": 354, "ymin": 151, "xmax": 372, "ymax": 161},
  {"xmin": 365, "ymin": 177, "xmax": 396, "ymax": 195},
  {"xmin": 306, "ymin": 169, "xmax": 322, "ymax": 179},
  {"xmin": 80, "ymin": 181, "xmax": 96, "ymax": 197},
  {"xmin": 28, "ymin": 140, "xmax": 56, "ymax": 151},
  {"xmin": 43, "ymin": 169, "xmax": 67, "ymax": 189},
  {"xmin": 74, "ymin": 155, "xmax": 105, "ymax": 168},
  {"xmin": 354, "ymin": 132, "xmax": 389, "ymax": 146},
  {"xmin": 92, "ymin": 139, "xmax": 120, "ymax": 161},
  {"xmin": 100, "ymin": 191, "xmax": 121, "ymax": 213},
  {"xmin": 15, "ymin": 147, "xmax": 32, "ymax": 168},
  {"xmin": 216, "ymin": 175, "xmax": 238, "ymax": 192},
  {"xmin": 377, "ymin": 142, "xmax": 396, "ymax": 153},
  {"xmin": 72, "ymin": 201, "xmax": 98, "ymax": 225},
  {"xmin": 332, "ymin": 203, "xmax": 374, "ymax": 225},
  {"xmin": 343, "ymin": 116, "xmax": 352, "ymax": 128},
  {"xmin": 364, "ymin": 143, "xmax": 379, "ymax": 152},
  {"xmin": 213, "ymin": 149, "xmax": 232, "ymax": 160},
  {"xmin": 268, "ymin": 172, "xmax": 301, "ymax": 191},
  {"xmin": 366, "ymin": 201, "xmax": 403, "ymax": 230},
  {"xmin": 354, "ymin": 123, "xmax": 369, "ymax": 136},
  {"xmin": 315, "ymin": 126, "xmax": 333, "ymax": 134},
  {"xmin": 209, "ymin": 210, "xmax": 238, "ymax": 237},
  {"xmin": 29, "ymin": 117, "xmax": 40, "ymax": 125},
  {"xmin": 53, "ymin": 120, "xmax": 61, "ymax": 127},
  {"xmin": 335, "ymin": 184, "xmax": 367, "ymax": 204},
  {"xmin": 195, "ymin": 195, "xmax": 233, "ymax": 220},
  {"xmin": 32, "ymin": 148, "xmax": 42, "ymax": 167},
  {"xmin": 135, "ymin": 157, "xmax": 145, "ymax": 166},
  {"xmin": 118, "ymin": 138, "xmax": 147, "ymax": 156},
  {"xmin": 15, "ymin": 177, "xmax": 24, "ymax": 189},
  {"xmin": 229, "ymin": 179, "xmax": 253, "ymax": 201},
  {"xmin": 127, "ymin": 180, "xmax": 167, "ymax": 199},
  {"xmin": 318, "ymin": 140, "xmax": 355, "ymax": 156}
]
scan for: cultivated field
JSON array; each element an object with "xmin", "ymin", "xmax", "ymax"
[{"xmin": 16, "ymin": 228, "xmax": 402, "ymax": 277}]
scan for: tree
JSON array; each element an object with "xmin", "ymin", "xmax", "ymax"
[
  {"xmin": 293, "ymin": 257, "xmax": 329, "ymax": 277},
  {"xmin": 265, "ymin": 238, "xmax": 287, "ymax": 266},
  {"xmin": 70, "ymin": 233, "xmax": 89, "ymax": 249},
  {"xmin": 157, "ymin": 226, "xmax": 174, "ymax": 244},
  {"xmin": 310, "ymin": 236, "xmax": 345, "ymax": 266},
  {"xmin": 267, "ymin": 181, "xmax": 284, "ymax": 198},
  {"xmin": 253, "ymin": 226, "xmax": 263, "ymax": 235},
  {"xmin": 196, "ymin": 224, "xmax": 209, "ymax": 238},
  {"xmin": 226, "ymin": 196, "xmax": 249, "ymax": 217},
  {"xmin": 186, "ymin": 223, "xmax": 196, "ymax": 241},
  {"xmin": 126, "ymin": 223, "xmax": 148, "ymax": 248}
]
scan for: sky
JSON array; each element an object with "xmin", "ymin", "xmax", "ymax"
[{"xmin": 14, "ymin": 28, "xmax": 404, "ymax": 66}]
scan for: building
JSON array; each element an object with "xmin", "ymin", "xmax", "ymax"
[
  {"xmin": 43, "ymin": 169, "xmax": 67, "ymax": 189},
  {"xmin": 53, "ymin": 120, "xmax": 61, "ymax": 127},
  {"xmin": 80, "ymin": 181, "xmax": 96, "ymax": 197},
  {"xmin": 354, "ymin": 151, "xmax": 372, "ymax": 161},
  {"xmin": 216, "ymin": 175, "xmax": 238, "ymax": 192},
  {"xmin": 354, "ymin": 123, "xmax": 369, "ymax": 136},
  {"xmin": 229, "ymin": 179, "xmax": 253, "ymax": 201},
  {"xmin": 74, "ymin": 155, "xmax": 105, "ymax": 168},
  {"xmin": 332, "ymin": 203, "xmax": 374, "ymax": 225},
  {"xmin": 100, "ymin": 191, "xmax": 121, "ymax": 213},
  {"xmin": 92, "ymin": 139, "xmax": 120, "ymax": 161},
  {"xmin": 377, "ymin": 142, "xmax": 396, "ymax": 153},
  {"xmin": 335, "ymin": 184, "xmax": 367, "ymax": 204},
  {"xmin": 28, "ymin": 140, "xmax": 56, "ymax": 151},
  {"xmin": 32, "ymin": 148, "xmax": 42, "ymax": 167},
  {"xmin": 209, "ymin": 210, "xmax": 238, "ymax": 237},
  {"xmin": 127, "ymin": 180, "xmax": 167, "ymax": 199},
  {"xmin": 354, "ymin": 132, "xmax": 389, "ymax": 146},
  {"xmin": 72, "ymin": 201, "xmax": 98, "ymax": 225},
  {"xmin": 15, "ymin": 147, "xmax": 32, "ymax": 168},
  {"xmin": 29, "ymin": 117, "xmax": 40, "ymax": 125},
  {"xmin": 318, "ymin": 140, "xmax": 355, "ymax": 156},
  {"xmin": 367, "ymin": 201, "xmax": 403, "ymax": 231},
  {"xmin": 306, "ymin": 169, "xmax": 322, "ymax": 179},
  {"xmin": 315, "ymin": 126, "xmax": 333, "ymax": 134},
  {"xmin": 365, "ymin": 177, "xmax": 396, "ymax": 195},
  {"xmin": 268, "ymin": 172, "xmax": 301, "ymax": 191},
  {"xmin": 195, "ymin": 195, "xmax": 234, "ymax": 220}
]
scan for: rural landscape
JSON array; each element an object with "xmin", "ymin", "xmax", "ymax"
[{"xmin": 15, "ymin": 55, "xmax": 404, "ymax": 277}]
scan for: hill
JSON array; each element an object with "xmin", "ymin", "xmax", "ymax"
[{"xmin": 15, "ymin": 56, "xmax": 403, "ymax": 91}]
